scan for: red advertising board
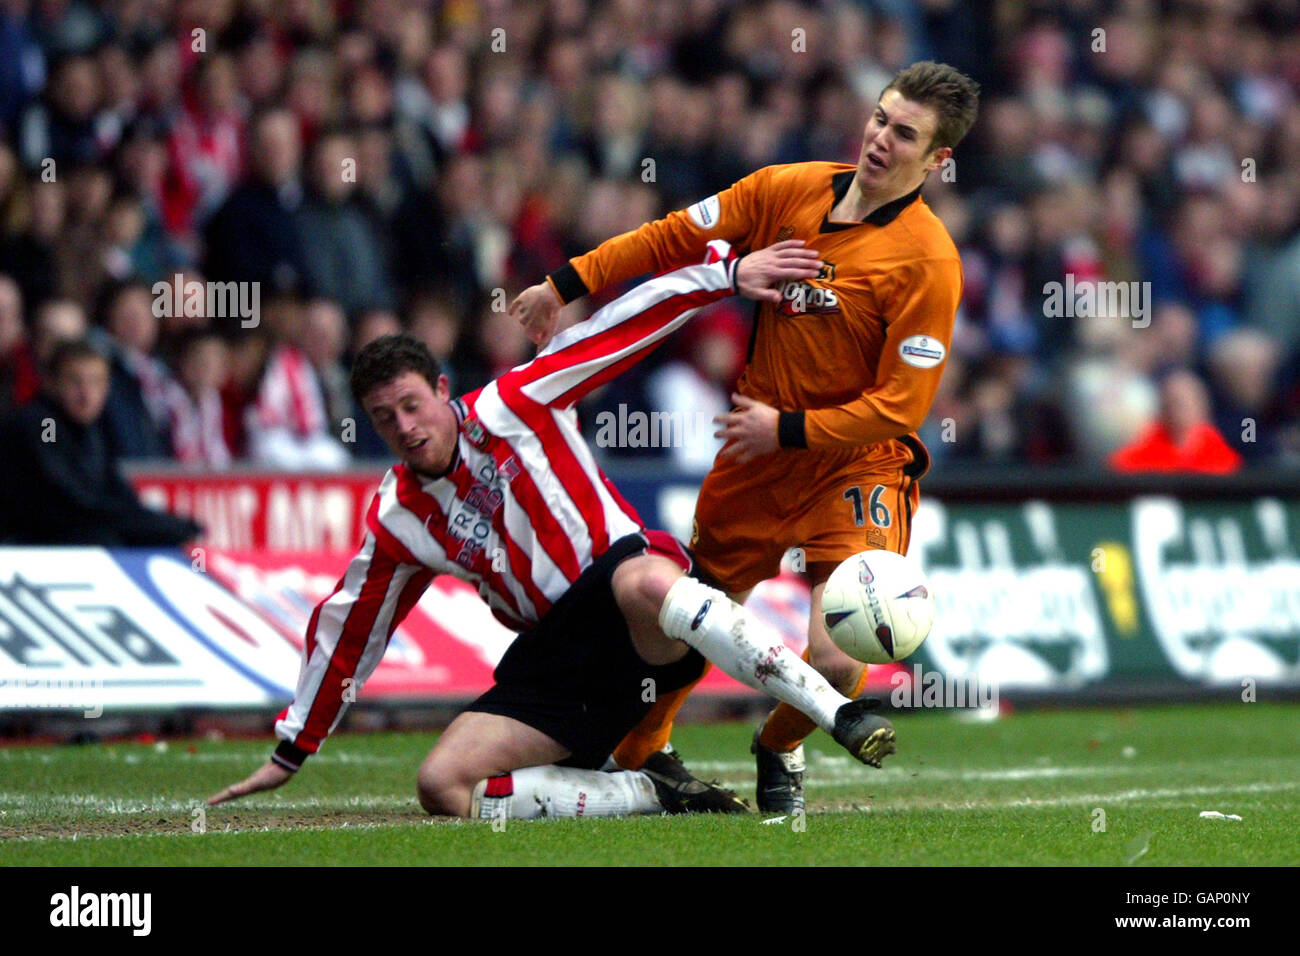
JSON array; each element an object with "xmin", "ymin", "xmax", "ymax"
[{"xmin": 134, "ymin": 471, "xmax": 384, "ymax": 552}]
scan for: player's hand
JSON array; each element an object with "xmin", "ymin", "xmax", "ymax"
[
  {"xmin": 736, "ymin": 240, "xmax": 823, "ymax": 304},
  {"xmin": 509, "ymin": 281, "xmax": 564, "ymax": 347},
  {"xmin": 715, "ymin": 392, "xmax": 780, "ymax": 464},
  {"xmin": 206, "ymin": 759, "xmax": 293, "ymax": 806}
]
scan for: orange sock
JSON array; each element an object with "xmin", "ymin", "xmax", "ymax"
[
  {"xmin": 612, "ymin": 664, "xmax": 712, "ymax": 769},
  {"xmin": 757, "ymin": 654, "xmax": 870, "ymax": 753}
]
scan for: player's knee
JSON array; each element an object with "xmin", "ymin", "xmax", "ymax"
[
  {"xmin": 416, "ymin": 758, "xmax": 471, "ymax": 817},
  {"xmin": 614, "ymin": 557, "xmax": 682, "ymax": 619}
]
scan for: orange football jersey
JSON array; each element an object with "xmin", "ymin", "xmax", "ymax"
[{"xmin": 546, "ymin": 161, "xmax": 962, "ymax": 474}]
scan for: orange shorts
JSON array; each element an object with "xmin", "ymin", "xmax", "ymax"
[{"xmin": 690, "ymin": 447, "xmax": 922, "ymax": 594}]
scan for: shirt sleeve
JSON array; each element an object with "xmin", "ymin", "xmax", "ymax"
[
  {"xmin": 502, "ymin": 247, "xmax": 741, "ymax": 411},
  {"xmin": 272, "ymin": 532, "xmax": 433, "ymax": 769},
  {"xmin": 794, "ymin": 255, "xmax": 962, "ymax": 449},
  {"xmin": 546, "ymin": 168, "xmax": 772, "ymax": 303}
]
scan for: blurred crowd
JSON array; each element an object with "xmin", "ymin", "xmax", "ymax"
[{"xmin": 0, "ymin": 0, "xmax": 1298, "ymax": 476}]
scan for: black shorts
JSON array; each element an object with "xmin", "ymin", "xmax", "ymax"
[{"xmin": 465, "ymin": 532, "xmax": 707, "ymax": 769}]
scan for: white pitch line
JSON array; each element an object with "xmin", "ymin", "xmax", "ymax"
[{"xmin": 694, "ymin": 761, "xmax": 1153, "ymax": 783}]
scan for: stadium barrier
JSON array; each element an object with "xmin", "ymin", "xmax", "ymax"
[{"xmin": 3, "ymin": 466, "xmax": 1296, "ymax": 723}]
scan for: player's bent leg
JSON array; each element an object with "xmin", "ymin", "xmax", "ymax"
[
  {"xmin": 608, "ymin": 554, "xmax": 748, "ymax": 812},
  {"xmin": 419, "ymin": 712, "xmax": 670, "ymax": 820},
  {"xmin": 417, "ymin": 711, "xmax": 570, "ymax": 817},
  {"xmin": 610, "ymin": 553, "xmax": 693, "ymax": 666}
]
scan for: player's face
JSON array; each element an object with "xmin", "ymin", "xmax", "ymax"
[
  {"xmin": 856, "ymin": 90, "xmax": 950, "ymax": 196},
  {"xmin": 363, "ymin": 370, "xmax": 459, "ymax": 477}
]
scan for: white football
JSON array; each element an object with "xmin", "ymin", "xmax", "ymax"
[{"xmin": 822, "ymin": 550, "xmax": 935, "ymax": 665}]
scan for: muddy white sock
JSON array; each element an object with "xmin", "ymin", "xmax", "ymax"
[
  {"xmin": 471, "ymin": 766, "xmax": 661, "ymax": 820},
  {"xmin": 659, "ymin": 577, "xmax": 848, "ymax": 731}
]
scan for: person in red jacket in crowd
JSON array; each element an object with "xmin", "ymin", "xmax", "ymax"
[{"xmin": 1110, "ymin": 368, "xmax": 1242, "ymax": 474}]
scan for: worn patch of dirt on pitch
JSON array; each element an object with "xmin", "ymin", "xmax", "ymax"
[{"xmin": 1, "ymin": 809, "xmax": 443, "ymax": 841}]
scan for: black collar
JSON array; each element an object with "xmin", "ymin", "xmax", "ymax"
[{"xmin": 821, "ymin": 172, "xmax": 923, "ymax": 233}]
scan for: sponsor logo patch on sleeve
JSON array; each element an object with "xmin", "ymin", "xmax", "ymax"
[
  {"xmin": 898, "ymin": 335, "xmax": 946, "ymax": 369},
  {"xmin": 687, "ymin": 194, "xmax": 721, "ymax": 230}
]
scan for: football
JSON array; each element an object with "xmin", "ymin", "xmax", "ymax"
[{"xmin": 822, "ymin": 550, "xmax": 936, "ymax": 665}]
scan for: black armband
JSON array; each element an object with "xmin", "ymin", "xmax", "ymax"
[
  {"xmin": 777, "ymin": 411, "xmax": 808, "ymax": 449},
  {"xmin": 546, "ymin": 263, "xmax": 590, "ymax": 305},
  {"xmin": 272, "ymin": 740, "xmax": 310, "ymax": 773}
]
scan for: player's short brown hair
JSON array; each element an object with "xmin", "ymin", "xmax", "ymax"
[
  {"xmin": 881, "ymin": 61, "xmax": 980, "ymax": 152},
  {"xmin": 350, "ymin": 333, "xmax": 443, "ymax": 404}
]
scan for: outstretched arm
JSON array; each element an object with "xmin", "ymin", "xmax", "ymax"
[
  {"xmin": 207, "ymin": 519, "xmax": 432, "ymax": 805},
  {"xmin": 501, "ymin": 241, "xmax": 821, "ymax": 411}
]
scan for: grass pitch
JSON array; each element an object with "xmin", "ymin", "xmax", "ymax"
[{"xmin": 2, "ymin": 702, "xmax": 1297, "ymax": 866}]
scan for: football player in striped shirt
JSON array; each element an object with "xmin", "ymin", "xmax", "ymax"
[{"xmin": 207, "ymin": 240, "xmax": 895, "ymax": 820}]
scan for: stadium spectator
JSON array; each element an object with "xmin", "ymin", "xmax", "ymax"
[
  {"xmin": 18, "ymin": 54, "xmax": 108, "ymax": 168},
  {"xmin": 30, "ymin": 296, "xmax": 87, "ymax": 367},
  {"xmin": 168, "ymin": 328, "xmax": 231, "ymax": 469},
  {"xmin": 406, "ymin": 293, "xmax": 473, "ymax": 395},
  {"xmin": 297, "ymin": 127, "xmax": 395, "ymax": 314},
  {"xmin": 162, "ymin": 51, "xmax": 245, "ymax": 242},
  {"xmin": 243, "ymin": 290, "xmax": 349, "ymax": 470},
  {"xmin": 0, "ymin": 337, "xmax": 201, "ymax": 545},
  {"xmin": 1207, "ymin": 327, "xmax": 1286, "ymax": 463},
  {"xmin": 300, "ymin": 296, "xmax": 352, "ymax": 441},
  {"xmin": 0, "ymin": 274, "xmax": 38, "ymax": 412},
  {"xmin": 219, "ymin": 328, "xmax": 269, "ymax": 459},
  {"xmin": 1110, "ymin": 368, "xmax": 1243, "ymax": 474},
  {"xmin": 202, "ymin": 107, "xmax": 309, "ymax": 308},
  {"xmin": 91, "ymin": 280, "xmax": 174, "ymax": 460}
]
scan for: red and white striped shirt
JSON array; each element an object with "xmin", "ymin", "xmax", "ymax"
[{"xmin": 274, "ymin": 248, "xmax": 740, "ymax": 760}]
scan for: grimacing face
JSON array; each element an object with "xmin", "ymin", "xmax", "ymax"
[
  {"xmin": 361, "ymin": 370, "xmax": 460, "ymax": 477},
  {"xmin": 54, "ymin": 355, "xmax": 111, "ymax": 427},
  {"xmin": 855, "ymin": 89, "xmax": 951, "ymax": 197}
]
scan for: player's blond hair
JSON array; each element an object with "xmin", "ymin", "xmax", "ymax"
[{"xmin": 881, "ymin": 61, "xmax": 980, "ymax": 153}]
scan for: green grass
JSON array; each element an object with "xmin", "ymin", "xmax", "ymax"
[{"xmin": 3, "ymin": 702, "xmax": 1299, "ymax": 865}]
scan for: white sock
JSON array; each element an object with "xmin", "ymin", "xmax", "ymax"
[
  {"xmin": 470, "ymin": 766, "xmax": 662, "ymax": 820},
  {"xmin": 659, "ymin": 577, "xmax": 849, "ymax": 731}
]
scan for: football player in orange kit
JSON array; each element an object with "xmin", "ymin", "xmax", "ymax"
[{"xmin": 510, "ymin": 62, "xmax": 979, "ymax": 812}]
